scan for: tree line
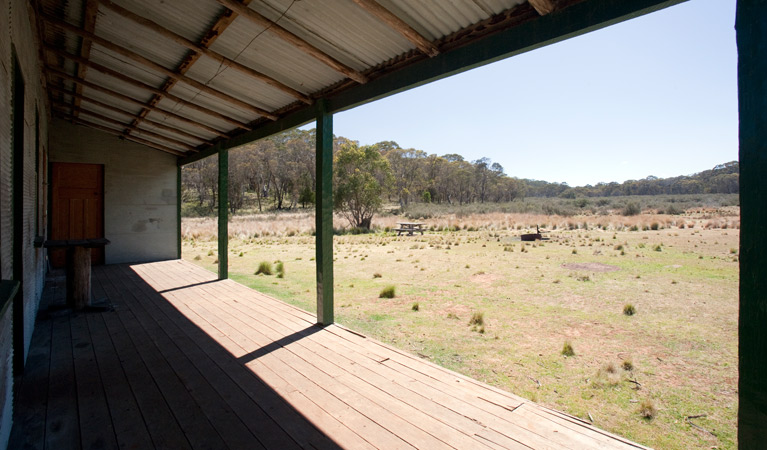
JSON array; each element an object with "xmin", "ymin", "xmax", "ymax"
[{"xmin": 182, "ymin": 128, "xmax": 739, "ymax": 219}]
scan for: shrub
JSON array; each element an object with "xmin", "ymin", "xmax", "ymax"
[
  {"xmin": 255, "ymin": 261, "xmax": 273, "ymax": 275},
  {"xmin": 623, "ymin": 304, "xmax": 636, "ymax": 316},
  {"xmin": 639, "ymin": 400, "xmax": 657, "ymax": 420},
  {"xmin": 561, "ymin": 341, "xmax": 575, "ymax": 357},
  {"xmin": 650, "ymin": 222, "xmax": 659, "ymax": 230},
  {"xmin": 379, "ymin": 285, "xmax": 396, "ymax": 298},
  {"xmin": 373, "ymin": 272, "xmax": 382, "ymax": 278},
  {"xmin": 276, "ymin": 261, "xmax": 285, "ymax": 278},
  {"xmin": 469, "ymin": 312, "xmax": 484, "ymax": 326},
  {"xmin": 623, "ymin": 202, "xmax": 641, "ymax": 216},
  {"xmin": 411, "ymin": 302, "xmax": 419, "ymax": 311}
]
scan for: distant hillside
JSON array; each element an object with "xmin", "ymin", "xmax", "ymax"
[{"xmin": 522, "ymin": 161, "xmax": 739, "ymax": 198}]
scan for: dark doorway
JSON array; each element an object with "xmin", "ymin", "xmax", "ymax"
[
  {"xmin": 49, "ymin": 163, "xmax": 105, "ymax": 268},
  {"xmin": 11, "ymin": 49, "xmax": 25, "ymax": 376}
]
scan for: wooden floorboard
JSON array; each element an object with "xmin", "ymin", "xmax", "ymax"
[{"xmin": 10, "ymin": 260, "xmax": 650, "ymax": 450}]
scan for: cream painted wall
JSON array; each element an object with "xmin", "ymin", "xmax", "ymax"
[{"xmin": 49, "ymin": 118, "xmax": 179, "ymax": 264}]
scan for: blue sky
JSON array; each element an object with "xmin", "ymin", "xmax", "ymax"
[{"xmin": 325, "ymin": 0, "xmax": 738, "ymax": 187}]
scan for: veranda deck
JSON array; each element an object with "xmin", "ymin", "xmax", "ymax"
[{"xmin": 9, "ymin": 260, "xmax": 649, "ymax": 449}]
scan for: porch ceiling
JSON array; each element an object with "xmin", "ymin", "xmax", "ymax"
[
  {"xmin": 37, "ymin": 0, "xmax": 682, "ymax": 158},
  {"xmin": 38, "ymin": 0, "xmax": 537, "ymax": 156}
]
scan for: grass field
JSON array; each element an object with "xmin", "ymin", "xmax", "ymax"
[{"xmin": 183, "ymin": 207, "xmax": 739, "ymax": 450}]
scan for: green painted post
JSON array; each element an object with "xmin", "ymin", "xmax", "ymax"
[
  {"xmin": 177, "ymin": 164, "xmax": 182, "ymax": 259},
  {"xmin": 315, "ymin": 99, "xmax": 334, "ymax": 325},
  {"xmin": 736, "ymin": 0, "xmax": 767, "ymax": 445},
  {"xmin": 218, "ymin": 148, "xmax": 229, "ymax": 280}
]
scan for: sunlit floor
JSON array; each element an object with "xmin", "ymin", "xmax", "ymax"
[{"xmin": 10, "ymin": 260, "xmax": 648, "ymax": 449}]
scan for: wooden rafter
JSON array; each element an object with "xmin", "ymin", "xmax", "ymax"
[
  {"xmin": 72, "ymin": 0, "xmax": 100, "ymax": 117},
  {"xmin": 48, "ymin": 85, "xmax": 209, "ymax": 144},
  {"xmin": 52, "ymin": 111, "xmax": 188, "ymax": 156},
  {"xmin": 45, "ymin": 67, "xmax": 230, "ymax": 139},
  {"xmin": 114, "ymin": 0, "xmax": 256, "ymax": 142},
  {"xmin": 45, "ymin": 47, "xmax": 252, "ymax": 130},
  {"xmin": 349, "ymin": 0, "xmax": 439, "ymax": 57},
  {"xmin": 216, "ymin": 0, "xmax": 369, "ymax": 84},
  {"xmin": 528, "ymin": 0, "xmax": 557, "ymax": 15},
  {"xmin": 42, "ymin": 13, "xmax": 279, "ymax": 120},
  {"xmin": 52, "ymin": 100, "xmax": 198, "ymax": 151},
  {"xmin": 98, "ymin": 0, "xmax": 311, "ymax": 104}
]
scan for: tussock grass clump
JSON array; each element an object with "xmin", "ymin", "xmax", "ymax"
[
  {"xmin": 207, "ymin": 250, "xmax": 214, "ymax": 256},
  {"xmin": 193, "ymin": 255, "xmax": 202, "ymax": 260},
  {"xmin": 650, "ymin": 222, "xmax": 659, "ymax": 230},
  {"xmin": 639, "ymin": 400, "xmax": 657, "ymax": 420},
  {"xmin": 255, "ymin": 261, "xmax": 273, "ymax": 275},
  {"xmin": 275, "ymin": 261, "xmax": 285, "ymax": 278},
  {"xmin": 622, "ymin": 359, "xmax": 634, "ymax": 371},
  {"xmin": 623, "ymin": 304, "xmax": 636, "ymax": 316},
  {"xmin": 373, "ymin": 272, "xmax": 382, "ymax": 278},
  {"xmin": 411, "ymin": 302, "xmax": 419, "ymax": 311},
  {"xmin": 379, "ymin": 285, "xmax": 396, "ymax": 298},
  {"xmin": 653, "ymin": 244, "xmax": 663, "ymax": 252},
  {"xmin": 469, "ymin": 312, "xmax": 484, "ymax": 326},
  {"xmin": 561, "ymin": 341, "xmax": 575, "ymax": 357}
]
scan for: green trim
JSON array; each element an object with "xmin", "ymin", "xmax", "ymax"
[
  {"xmin": 177, "ymin": 0, "xmax": 685, "ymax": 167},
  {"xmin": 177, "ymin": 165, "xmax": 182, "ymax": 259},
  {"xmin": 0, "ymin": 280, "xmax": 19, "ymax": 320},
  {"xmin": 217, "ymin": 148, "xmax": 229, "ymax": 280},
  {"xmin": 736, "ymin": 0, "xmax": 767, "ymax": 444},
  {"xmin": 315, "ymin": 100, "xmax": 334, "ymax": 325}
]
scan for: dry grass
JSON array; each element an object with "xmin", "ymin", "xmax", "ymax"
[{"xmin": 182, "ymin": 208, "xmax": 740, "ymax": 240}]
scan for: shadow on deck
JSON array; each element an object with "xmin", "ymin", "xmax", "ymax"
[{"xmin": 9, "ymin": 260, "xmax": 649, "ymax": 449}]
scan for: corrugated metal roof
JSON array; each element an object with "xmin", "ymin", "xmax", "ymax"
[{"xmin": 39, "ymin": 0, "xmax": 545, "ymax": 156}]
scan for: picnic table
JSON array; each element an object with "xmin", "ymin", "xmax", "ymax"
[
  {"xmin": 44, "ymin": 238, "xmax": 110, "ymax": 309},
  {"xmin": 395, "ymin": 222, "xmax": 425, "ymax": 236}
]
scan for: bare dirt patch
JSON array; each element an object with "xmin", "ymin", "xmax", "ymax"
[
  {"xmin": 470, "ymin": 273, "xmax": 501, "ymax": 286},
  {"xmin": 561, "ymin": 262, "xmax": 621, "ymax": 272}
]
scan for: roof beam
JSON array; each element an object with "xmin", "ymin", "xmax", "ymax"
[
  {"xmin": 45, "ymin": 46, "xmax": 252, "ymax": 130},
  {"xmin": 99, "ymin": 0, "xmax": 311, "ymax": 104},
  {"xmin": 53, "ymin": 111, "xmax": 189, "ymax": 156},
  {"xmin": 42, "ymin": 13, "xmax": 279, "ymax": 120},
  {"xmin": 45, "ymin": 66, "xmax": 230, "ymax": 138},
  {"xmin": 216, "ymin": 0, "xmax": 369, "ymax": 84},
  {"xmin": 72, "ymin": 0, "xmax": 100, "ymax": 117},
  {"xmin": 528, "ymin": 0, "xmax": 557, "ymax": 15},
  {"xmin": 52, "ymin": 100, "xmax": 199, "ymax": 151},
  {"xmin": 349, "ymin": 0, "xmax": 439, "ymax": 57},
  {"xmin": 49, "ymin": 84, "xmax": 210, "ymax": 144}
]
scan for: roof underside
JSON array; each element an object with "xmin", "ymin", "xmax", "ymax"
[{"xmin": 37, "ymin": 0, "xmax": 682, "ymax": 159}]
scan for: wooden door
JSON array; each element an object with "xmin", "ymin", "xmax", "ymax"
[{"xmin": 50, "ymin": 163, "xmax": 104, "ymax": 267}]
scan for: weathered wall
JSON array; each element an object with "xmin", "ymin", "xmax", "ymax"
[
  {"xmin": 0, "ymin": 0, "xmax": 49, "ymax": 447},
  {"xmin": 49, "ymin": 118, "xmax": 179, "ymax": 264}
]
